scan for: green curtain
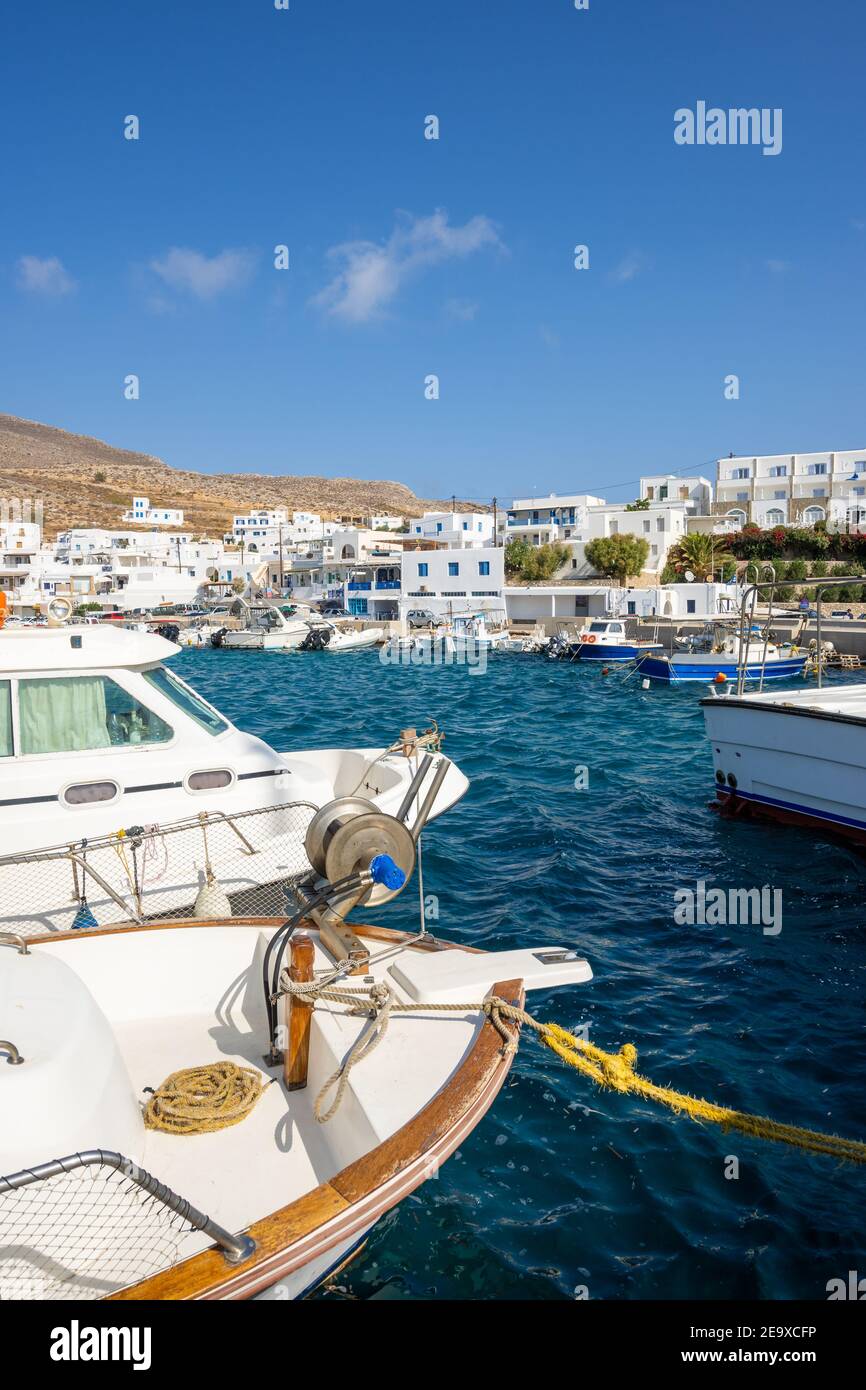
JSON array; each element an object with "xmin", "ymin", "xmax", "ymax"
[
  {"xmin": 19, "ymin": 677, "xmax": 111, "ymax": 755},
  {"xmin": 0, "ymin": 681, "xmax": 11, "ymax": 757}
]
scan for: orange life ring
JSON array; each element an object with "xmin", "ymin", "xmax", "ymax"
[
  {"xmin": 0, "ymin": 592, "xmax": 7, "ymax": 629},
  {"xmin": 583, "ymin": 634, "xmax": 596, "ymax": 643}
]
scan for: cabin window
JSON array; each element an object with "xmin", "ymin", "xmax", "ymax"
[
  {"xmin": 18, "ymin": 677, "xmax": 173, "ymax": 755},
  {"xmin": 62, "ymin": 781, "xmax": 120, "ymax": 806},
  {"xmin": 142, "ymin": 666, "xmax": 228, "ymax": 736},
  {"xmin": 0, "ymin": 681, "xmax": 11, "ymax": 758},
  {"xmin": 186, "ymin": 769, "xmax": 234, "ymax": 791}
]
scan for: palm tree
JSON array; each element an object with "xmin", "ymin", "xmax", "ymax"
[{"xmin": 667, "ymin": 533, "xmax": 735, "ymax": 582}]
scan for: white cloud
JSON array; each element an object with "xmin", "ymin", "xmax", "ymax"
[
  {"xmin": 766, "ymin": 258, "xmax": 790, "ymax": 274},
  {"xmin": 312, "ymin": 210, "xmax": 503, "ymax": 322},
  {"xmin": 445, "ymin": 297, "xmax": 479, "ymax": 321},
  {"xmin": 539, "ymin": 325, "xmax": 560, "ymax": 349},
  {"xmin": 851, "ymin": 218, "xmax": 865, "ymax": 232},
  {"xmin": 17, "ymin": 255, "xmax": 76, "ymax": 296},
  {"xmin": 608, "ymin": 252, "xmax": 645, "ymax": 284},
  {"xmin": 150, "ymin": 247, "xmax": 256, "ymax": 300}
]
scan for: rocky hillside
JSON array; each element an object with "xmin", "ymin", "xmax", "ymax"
[{"xmin": 0, "ymin": 413, "xmax": 478, "ymax": 538}]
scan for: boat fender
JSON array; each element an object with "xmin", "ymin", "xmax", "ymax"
[{"xmin": 369, "ymin": 854, "xmax": 407, "ymax": 890}]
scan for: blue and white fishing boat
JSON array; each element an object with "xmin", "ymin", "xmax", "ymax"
[
  {"xmin": 571, "ymin": 619, "xmax": 665, "ymax": 664},
  {"xmin": 634, "ymin": 621, "xmax": 808, "ymax": 685}
]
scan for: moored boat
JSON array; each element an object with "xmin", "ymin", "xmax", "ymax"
[
  {"xmin": 0, "ymin": 794, "xmax": 592, "ymax": 1301},
  {"xmin": 635, "ymin": 622, "xmax": 808, "ymax": 684},
  {"xmin": 570, "ymin": 619, "xmax": 664, "ymax": 663},
  {"xmin": 701, "ymin": 680, "xmax": 866, "ymax": 843},
  {"xmin": 0, "ymin": 625, "xmax": 466, "ymax": 934}
]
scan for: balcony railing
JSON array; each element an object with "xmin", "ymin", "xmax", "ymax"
[
  {"xmin": 347, "ymin": 581, "xmax": 371, "ymax": 591},
  {"xmin": 375, "ymin": 580, "xmax": 401, "ymax": 589}
]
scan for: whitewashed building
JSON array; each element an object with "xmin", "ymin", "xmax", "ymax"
[
  {"xmin": 640, "ymin": 475, "xmax": 713, "ymax": 511},
  {"xmin": 498, "ymin": 492, "xmax": 606, "ymax": 546},
  {"xmin": 714, "ymin": 450, "xmax": 866, "ymax": 529},
  {"xmin": 407, "ymin": 511, "xmax": 493, "ymax": 548},
  {"xmin": 400, "ymin": 544, "xmax": 505, "ymax": 620},
  {"xmin": 121, "ymin": 496, "xmax": 185, "ymax": 526}
]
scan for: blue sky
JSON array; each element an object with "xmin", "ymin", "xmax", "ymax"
[{"xmin": 1, "ymin": 0, "xmax": 864, "ymax": 503}]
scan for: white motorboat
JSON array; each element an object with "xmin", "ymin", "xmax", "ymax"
[
  {"xmin": 211, "ymin": 600, "xmax": 316, "ymax": 651},
  {"xmin": 0, "ymin": 625, "xmax": 467, "ymax": 935},
  {"xmin": 296, "ymin": 618, "xmax": 385, "ymax": 653},
  {"xmin": 702, "ymin": 681, "xmax": 866, "ymax": 844}
]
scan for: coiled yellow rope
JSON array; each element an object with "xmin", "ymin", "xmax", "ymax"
[{"xmin": 143, "ymin": 1062, "xmax": 269, "ymax": 1135}]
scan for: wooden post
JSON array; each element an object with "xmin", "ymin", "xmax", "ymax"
[{"xmin": 284, "ymin": 932, "xmax": 315, "ymax": 1091}]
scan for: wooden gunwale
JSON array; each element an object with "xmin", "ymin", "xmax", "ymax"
[{"xmin": 24, "ymin": 918, "xmax": 519, "ymax": 1300}]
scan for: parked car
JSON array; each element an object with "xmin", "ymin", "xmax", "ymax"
[
  {"xmin": 406, "ymin": 609, "xmax": 444, "ymax": 629},
  {"xmin": 318, "ymin": 603, "xmax": 352, "ymax": 619}
]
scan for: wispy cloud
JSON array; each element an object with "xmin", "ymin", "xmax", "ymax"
[
  {"xmin": 312, "ymin": 210, "xmax": 504, "ymax": 323},
  {"xmin": 445, "ymin": 297, "xmax": 479, "ymax": 322},
  {"xmin": 608, "ymin": 251, "xmax": 645, "ymax": 284},
  {"xmin": 538, "ymin": 325, "xmax": 560, "ymax": 349},
  {"xmin": 150, "ymin": 247, "xmax": 256, "ymax": 300},
  {"xmin": 851, "ymin": 218, "xmax": 865, "ymax": 232},
  {"xmin": 17, "ymin": 255, "xmax": 76, "ymax": 296},
  {"xmin": 766, "ymin": 258, "xmax": 790, "ymax": 274}
]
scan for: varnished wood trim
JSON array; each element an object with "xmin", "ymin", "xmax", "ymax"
[{"xmin": 25, "ymin": 917, "xmax": 476, "ymax": 953}]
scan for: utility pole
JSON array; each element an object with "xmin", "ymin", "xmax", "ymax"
[
  {"xmin": 279, "ymin": 523, "xmax": 284, "ymax": 593},
  {"xmin": 492, "ymin": 496, "xmax": 498, "ymax": 547}
]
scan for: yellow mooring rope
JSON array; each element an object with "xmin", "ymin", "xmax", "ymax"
[
  {"xmin": 491, "ymin": 1003, "xmax": 866, "ymax": 1166},
  {"xmin": 277, "ymin": 977, "xmax": 866, "ymax": 1164}
]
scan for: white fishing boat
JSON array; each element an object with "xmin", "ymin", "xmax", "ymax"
[
  {"xmin": 0, "ymin": 794, "xmax": 592, "ymax": 1301},
  {"xmin": 0, "ymin": 624, "xmax": 466, "ymax": 935},
  {"xmin": 700, "ymin": 573, "xmax": 866, "ymax": 841},
  {"xmin": 702, "ymin": 681, "xmax": 866, "ymax": 843}
]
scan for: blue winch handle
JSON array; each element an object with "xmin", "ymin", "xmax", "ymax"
[{"xmin": 369, "ymin": 854, "xmax": 407, "ymax": 890}]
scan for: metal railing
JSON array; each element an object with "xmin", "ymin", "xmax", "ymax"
[
  {"xmin": 0, "ymin": 800, "xmax": 318, "ymax": 938},
  {"xmin": 736, "ymin": 571, "xmax": 864, "ymax": 694}
]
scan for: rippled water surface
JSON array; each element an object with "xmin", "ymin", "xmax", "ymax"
[{"xmin": 179, "ymin": 646, "xmax": 866, "ymax": 1301}]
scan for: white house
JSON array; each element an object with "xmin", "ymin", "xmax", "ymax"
[
  {"xmin": 498, "ymin": 492, "xmax": 606, "ymax": 547},
  {"xmin": 0, "ymin": 517, "xmax": 42, "ymax": 604},
  {"xmin": 407, "ymin": 511, "xmax": 493, "ymax": 548},
  {"xmin": 640, "ymin": 475, "xmax": 713, "ymax": 512},
  {"xmin": 714, "ymin": 450, "xmax": 866, "ymax": 529},
  {"xmin": 121, "ymin": 496, "xmax": 185, "ymax": 526},
  {"xmin": 400, "ymin": 544, "xmax": 504, "ymax": 620}
]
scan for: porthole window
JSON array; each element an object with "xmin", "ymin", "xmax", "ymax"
[
  {"xmin": 63, "ymin": 780, "xmax": 120, "ymax": 806},
  {"xmin": 186, "ymin": 769, "xmax": 234, "ymax": 792}
]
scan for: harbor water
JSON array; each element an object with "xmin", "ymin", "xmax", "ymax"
[{"xmin": 178, "ymin": 646, "xmax": 866, "ymax": 1301}]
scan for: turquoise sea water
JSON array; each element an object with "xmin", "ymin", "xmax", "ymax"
[{"xmin": 178, "ymin": 647, "xmax": 866, "ymax": 1301}]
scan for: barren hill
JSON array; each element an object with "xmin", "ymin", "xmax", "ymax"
[{"xmin": 0, "ymin": 413, "xmax": 479, "ymax": 538}]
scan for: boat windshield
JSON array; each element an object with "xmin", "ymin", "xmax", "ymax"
[
  {"xmin": 18, "ymin": 676, "xmax": 173, "ymax": 754},
  {"xmin": 588, "ymin": 622, "xmax": 609, "ymax": 633},
  {"xmin": 0, "ymin": 681, "xmax": 11, "ymax": 757},
  {"xmin": 143, "ymin": 666, "xmax": 229, "ymax": 736}
]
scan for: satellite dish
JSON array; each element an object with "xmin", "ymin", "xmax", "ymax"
[{"xmin": 684, "ymin": 570, "xmax": 696, "ymax": 582}]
